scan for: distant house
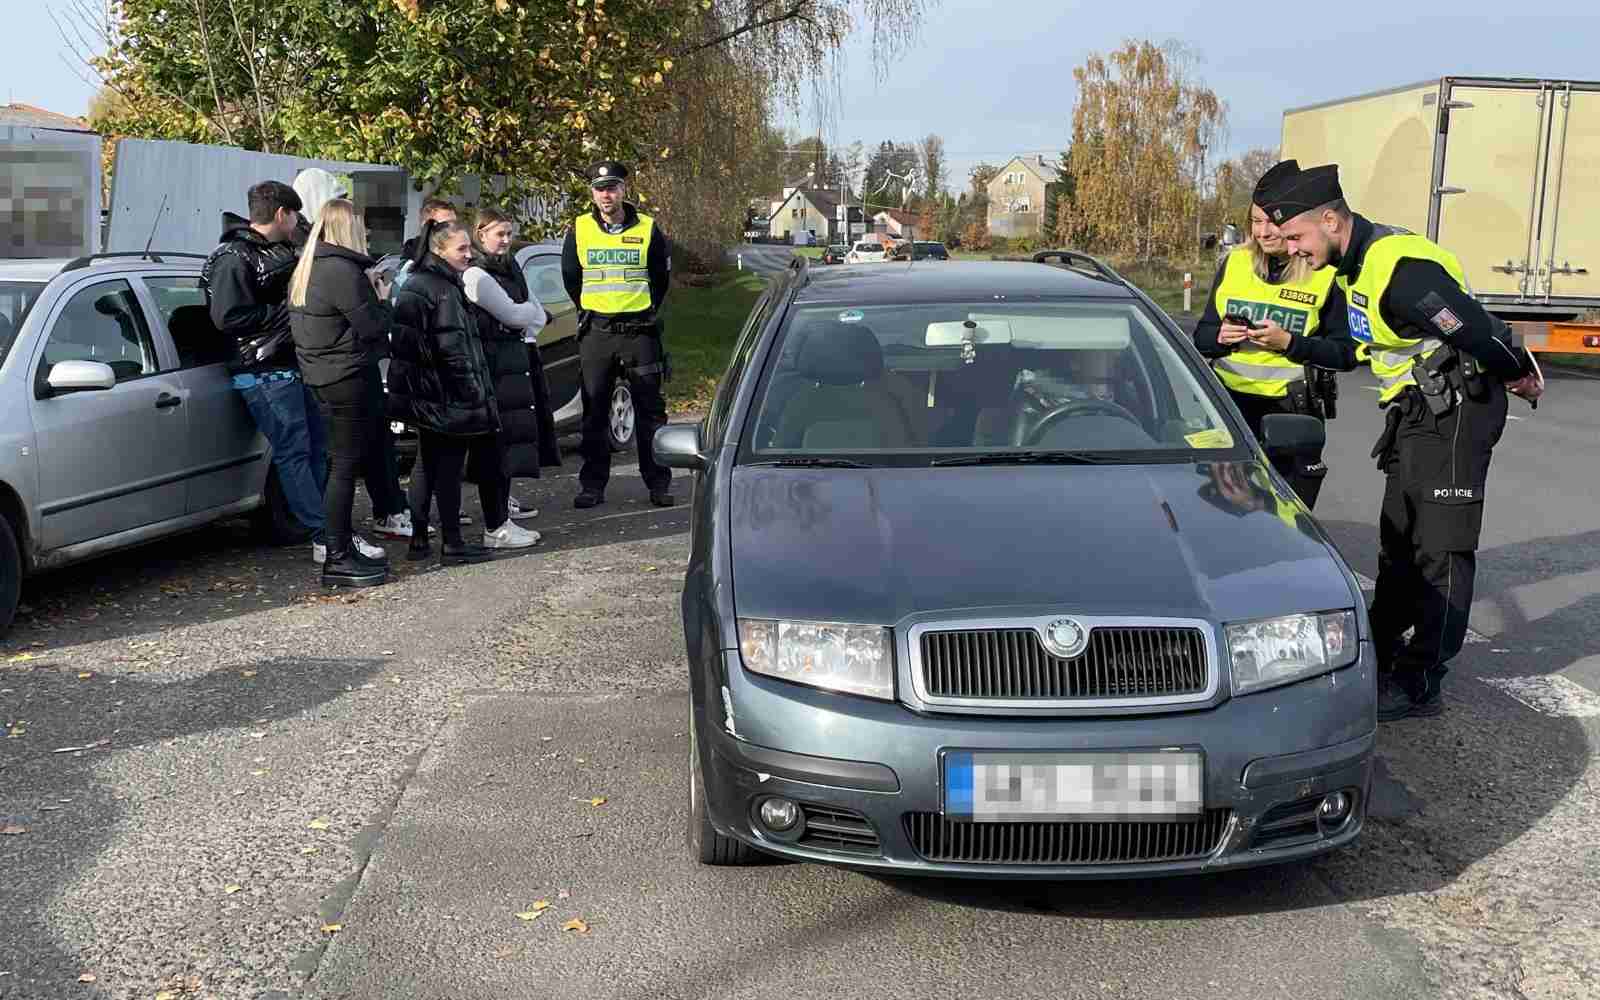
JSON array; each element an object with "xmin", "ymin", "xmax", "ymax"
[
  {"xmin": 987, "ymin": 154, "xmax": 1060, "ymax": 238},
  {"xmin": 0, "ymin": 103, "xmax": 93, "ymax": 133},
  {"xmin": 765, "ymin": 187, "xmax": 863, "ymax": 244},
  {"xmin": 871, "ymin": 209, "xmax": 919, "ymax": 239}
]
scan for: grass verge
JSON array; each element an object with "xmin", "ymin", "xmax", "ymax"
[{"xmin": 660, "ymin": 268, "xmax": 770, "ymax": 414}]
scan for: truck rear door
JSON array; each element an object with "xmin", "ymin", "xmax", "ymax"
[
  {"xmin": 1434, "ymin": 80, "xmax": 1552, "ymax": 301},
  {"xmin": 1534, "ymin": 82, "xmax": 1600, "ymax": 307}
]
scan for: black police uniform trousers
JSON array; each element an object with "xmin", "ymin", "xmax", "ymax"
[
  {"xmin": 1369, "ymin": 382, "xmax": 1507, "ymax": 696},
  {"xmin": 578, "ymin": 317, "xmax": 670, "ymax": 495},
  {"xmin": 1226, "ymin": 388, "xmax": 1328, "ymax": 509}
]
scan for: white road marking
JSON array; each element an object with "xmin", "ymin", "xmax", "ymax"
[
  {"xmin": 1354, "ymin": 572, "xmax": 1487, "ymax": 643},
  {"xmin": 1480, "ymin": 675, "xmax": 1600, "ymax": 718}
]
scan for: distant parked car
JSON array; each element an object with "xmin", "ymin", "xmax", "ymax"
[
  {"xmin": 0, "ymin": 252, "xmax": 313, "ymax": 633},
  {"xmin": 821, "ymin": 244, "xmax": 849, "ymax": 265},
  {"xmin": 911, "ymin": 241, "xmax": 950, "ymax": 261},
  {"xmin": 846, "ymin": 241, "xmax": 888, "ymax": 265}
]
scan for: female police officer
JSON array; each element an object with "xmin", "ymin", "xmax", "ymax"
[{"xmin": 1193, "ymin": 160, "xmax": 1358, "ymax": 509}]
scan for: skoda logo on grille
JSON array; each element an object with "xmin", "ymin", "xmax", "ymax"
[{"xmin": 1040, "ymin": 618, "xmax": 1089, "ymax": 659}]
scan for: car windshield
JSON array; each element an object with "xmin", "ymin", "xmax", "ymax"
[
  {"xmin": 853, "ymin": 243, "xmax": 880, "ymax": 253},
  {"xmin": 744, "ymin": 300, "xmax": 1240, "ymax": 464},
  {"xmin": 0, "ymin": 281, "xmax": 45, "ymax": 368}
]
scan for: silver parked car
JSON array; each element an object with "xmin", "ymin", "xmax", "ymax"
[{"xmin": 0, "ymin": 253, "xmax": 308, "ymax": 633}]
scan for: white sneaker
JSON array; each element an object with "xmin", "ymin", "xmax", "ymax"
[
  {"xmin": 372, "ymin": 513, "xmax": 414, "ymax": 539},
  {"xmin": 507, "ymin": 498, "xmax": 539, "ymax": 520},
  {"xmin": 314, "ymin": 538, "xmax": 388, "ymax": 563},
  {"xmin": 484, "ymin": 521, "xmax": 541, "ymax": 549}
]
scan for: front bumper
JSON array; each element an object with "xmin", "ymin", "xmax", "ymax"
[{"xmin": 700, "ymin": 653, "xmax": 1376, "ymax": 878}]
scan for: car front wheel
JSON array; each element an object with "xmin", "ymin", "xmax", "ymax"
[{"xmin": 687, "ymin": 707, "xmax": 761, "ymax": 866}]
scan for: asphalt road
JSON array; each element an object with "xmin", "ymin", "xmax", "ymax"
[{"xmin": 4, "ymin": 368, "xmax": 1600, "ymax": 999}]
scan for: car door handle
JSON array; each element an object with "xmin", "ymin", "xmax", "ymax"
[{"xmin": 155, "ymin": 392, "xmax": 183, "ymax": 409}]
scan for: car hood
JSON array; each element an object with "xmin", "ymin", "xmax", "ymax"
[{"xmin": 728, "ymin": 462, "xmax": 1358, "ymax": 627}]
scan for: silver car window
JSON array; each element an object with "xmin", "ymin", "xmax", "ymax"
[{"xmin": 40, "ymin": 279, "xmax": 158, "ymax": 383}]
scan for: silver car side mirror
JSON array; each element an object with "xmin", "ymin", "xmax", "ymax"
[
  {"xmin": 45, "ymin": 360, "xmax": 118, "ymax": 395},
  {"xmin": 653, "ymin": 423, "xmax": 706, "ymax": 471}
]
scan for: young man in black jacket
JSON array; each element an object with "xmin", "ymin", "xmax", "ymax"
[{"xmin": 200, "ymin": 180, "xmax": 331, "ymax": 557}]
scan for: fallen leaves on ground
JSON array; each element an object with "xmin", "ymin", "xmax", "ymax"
[
  {"xmin": 1, "ymin": 824, "xmax": 27, "ymax": 835},
  {"xmin": 584, "ymin": 796, "xmax": 607, "ymax": 807},
  {"xmin": 307, "ymin": 818, "xmax": 331, "ymax": 831},
  {"xmin": 320, "ymin": 923, "xmax": 342, "ymax": 934},
  {"xmin": 223, "ymin": 885, "xmax": 243, "ymax": 895},
  {"xmin": 77, "ymin": 973, "xmax": 96, "ymax": 983},
  {"xmin": 561, "ymin": 918, "xmax": 589, "ymax": 935},
  {"xmin": 7, "ymin": 653, "xmax": 36, "ymax": 663},
  {"xmin": 76, "ymin": 672, "xmax": 93, "ymax": 680},
  {"xmin": 299, "ymin": 846, "xmax": 318, "ymax": 856}
]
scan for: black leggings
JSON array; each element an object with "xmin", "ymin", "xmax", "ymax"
[
  {"xmin": 311, "ymin": 366, "xmax": 390, "ymax": 555},
  {"xmin": 410, "ymin": 431, "xmax": 507, "ymax": 544}
]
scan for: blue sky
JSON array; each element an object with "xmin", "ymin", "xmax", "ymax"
[{"xmin": 12, "ymin": 0, "xmax": 1600, "ymax": 190}]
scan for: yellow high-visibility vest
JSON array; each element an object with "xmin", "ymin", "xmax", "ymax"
[
  {"xmin": 1210, "ymin": 248, "xmax": 1336, "ymax": 398},
  {"xmin": 1340, "ymin": 228, "xmax": 1468, "ymax": 404},
  {"xmin": 575, "ymin": 211, "xmax": 655, "ymax": 314}
]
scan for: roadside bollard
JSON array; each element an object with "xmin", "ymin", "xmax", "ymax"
[
  {"xmin": 738, "ymin": 254, "xmax": 743, "ymax": 272},
  {"xmin": 1183, "ymin": 272, "xmax": 1193, "ymax": 313}
]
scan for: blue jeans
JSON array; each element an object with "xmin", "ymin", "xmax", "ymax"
[{"xmin": 235, "ymin": 372, "xmax": 328, "ymax": 544}]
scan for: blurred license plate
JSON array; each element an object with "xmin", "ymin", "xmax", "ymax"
[{"xmin": 944, "ymin": 751, "xmax": 1203, "ymax": 822}]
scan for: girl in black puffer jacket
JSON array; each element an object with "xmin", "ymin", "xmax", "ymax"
[
  {"xmin": 463, "ymin": 208, "xmax": 561, "ymax": 528},
  {"xmin": 287, "ymin": 198, "xmax": 393, "ymax": 589},
  {"xmin": 388, "ymin": 220, "xmax": 505, "ymax": 565}
]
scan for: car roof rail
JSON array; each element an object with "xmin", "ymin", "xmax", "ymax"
[
  {"xmin": 789, "ymin": 251, "xmax": 812, "ymax": 287},
  {"xmin": 1031, "ymin": 248, "xmax": 1124, "ymax": 284},
  {"xmin": 61, "ymin": 251, "xmax": 210, "ymax": 273}
]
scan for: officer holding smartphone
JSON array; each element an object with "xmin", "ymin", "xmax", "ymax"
[{"xmin": 1193, "ymin": 159, "xmax": 1358, "ymax": 508}]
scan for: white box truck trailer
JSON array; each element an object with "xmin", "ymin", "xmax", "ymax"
[{"xmin": 1282, "ymin": 76, "xmax": 1600, "ymax": 354}]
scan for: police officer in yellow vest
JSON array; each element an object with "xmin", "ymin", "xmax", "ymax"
[
  {"xmin": 1194, "ymin": 159, "xmax": 1358, "ymax": 509},
  {"xmin": 561, "ymin": 160, "xmax": 675, "ymax": 509},
  {"xmin": 1267, "ymin": 165, "xmax": 1545, "ymax": 722}
]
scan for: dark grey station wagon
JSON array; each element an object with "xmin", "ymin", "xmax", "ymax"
[{"xmin": 655, "ymin": 253, "xmax": 1376, "ymax": 878}]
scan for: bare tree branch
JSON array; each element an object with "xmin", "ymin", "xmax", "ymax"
[
  {"xmin": 675, "ymin": 1, "xmax": 813, "ymax": 59},
  {"xmin": 191, "ymin": 0, "xmax": 238, "ymax": 145},
  {"xmin": 225, "ymin": 0, "xmax": 273, "ymax": 150}
]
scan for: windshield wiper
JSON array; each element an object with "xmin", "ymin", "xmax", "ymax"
[
  {"xmin": 931, "ymin": 450, "xmax": 1119, "ymax": 467},
  {"xmin": 746, "ymin": 457, "xmax": 869, "ymax": 469}
]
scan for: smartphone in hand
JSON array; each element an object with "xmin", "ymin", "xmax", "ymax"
[{"xmin": 1223, "ymin": 312, "xmax": 1265, "ymax": 330}]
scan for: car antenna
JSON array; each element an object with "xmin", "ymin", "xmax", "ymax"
[{"xmin": 142, "ymin": 194, "xmax": 169, "ymax": 262}]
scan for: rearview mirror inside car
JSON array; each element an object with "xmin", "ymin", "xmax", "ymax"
[
  {"xmin": 1259, "ymin": 413, "xmax": 1326, "ymax": 459},
  {"xmin": 44, "ymin": 360, "xmax": 117, "ymax": 395},
  {"xmin": 653, "ymin": 423, "xmax": 706, "ymax": 471},
  {"xmin": 926, "ymin": 319, "xmax": 1012, "ymax": 348}
]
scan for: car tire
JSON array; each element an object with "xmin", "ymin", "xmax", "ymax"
[
  {"xmin": 608, "ymin": 381, "xmax": 636, "ymax": 453},
  {"xmin": 251, "ymin": 466, "xmax": 314, "ymax": 546},
  {"xmin": 687, "ymin": 709, "xmax": 761, "ymax": 866},
  {"xmin": 0, "ymin": 514, "xmax": 21, "ymax": 635}
]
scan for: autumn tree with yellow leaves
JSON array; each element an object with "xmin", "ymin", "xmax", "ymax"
[
  {"xmin": 67, "ymin": 0, "xmax": 934, "ymax": 252},
  {"xmin": 1061, "ymin": 40, "xmax": 1227, "ymax": 261}
]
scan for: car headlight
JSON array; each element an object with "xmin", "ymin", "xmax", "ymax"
[
  {"xmin": 737, "ymin": 619, "xmax": 894, "ymax": 700},
  {"xmin": 1227, "ymin": 610, "xmax": 1358, "ymax": 695}
]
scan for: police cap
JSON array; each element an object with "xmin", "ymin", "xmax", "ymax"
[
  {"xmin": 1251, "ymin": 159, "xmax": 1300, "ymax": 206},
  {"xmin": 1260, "ymin": 165, "xmax": 1343, "ymax": 224},
  {"xmin": 588, "ymin": 161, "xmax": 630, "ymax": 189}
]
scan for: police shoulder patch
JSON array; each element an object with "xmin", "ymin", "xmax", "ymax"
[{"xmin": 1350, "ymin": 291, "xmax": 1369, "ymax": 308}]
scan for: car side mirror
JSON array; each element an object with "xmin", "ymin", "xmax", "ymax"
[
  {"xmin": 653, "ymin": 423, "xmax": 707, "ymax": 471},
  {"xmin": 1259, "ymin": 413, "xmax": 1325, "ymax": 459},
  {"xmin": 44, "ymin": 360, "xmax": 118, "ymax": 396}
]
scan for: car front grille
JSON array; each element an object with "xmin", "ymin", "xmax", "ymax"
[
  {"xmin": 903, "ymin": 810, "xmax": 1232, "ymax": 866},
  {"xmin": 798, "ymin": 804, "xmax": 880, "ymax": 855},
  {"xmin": 917, "ymin": 626, "xmax": 1209, "ymax": 701}
]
